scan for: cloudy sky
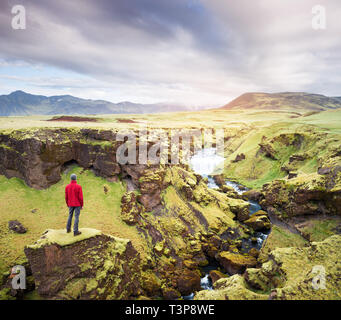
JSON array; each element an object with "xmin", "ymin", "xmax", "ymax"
[{"xmin": 0, "ymin": 0, "xmax": 340, "ymax": 106}]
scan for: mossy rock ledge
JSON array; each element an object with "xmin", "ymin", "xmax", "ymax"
[
  {"xmin": 24, "ymin": 228, "xmax": 142, "ymax": 300},
  {"xmin": 195, "ymin": 235, "xmax": 341, "ymax": 300}
]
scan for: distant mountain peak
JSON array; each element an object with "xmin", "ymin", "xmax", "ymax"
[
  {"xmin": 9, "ymin": 90, "xmax": 27, "ymax": 95},
  {"xmin": 221, "ymin": 92, "xmax": 341, "ymax": 112}
]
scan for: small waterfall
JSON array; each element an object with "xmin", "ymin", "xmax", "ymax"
[
  {"xmin": 249, "ymin": 200, "xmax": 262, "ymax": 215},
  {"xmin": 200, "ymin": 274, "xmax": 213, "ymax": 291},
  {"xmin": 189, "ymin": 148, "xmax": 224, "ymax": 177},
  {"xmin": 206, "ymin": 176, "xmax": 220, "ymax": 189},
  {"xmin": 225, "ymin": 180, "xmax": 246, "ymax": 195}
]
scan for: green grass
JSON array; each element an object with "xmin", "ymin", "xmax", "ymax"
[
  {"xmin": 258, "ymin": 225, "xmax": 308, "ymax": 263},
  {"xmin": 298, "ymin": 109, "xmax": 341, "ymax": 133},
  {"xmin": 296, "ymin": 218, "xmax": 341, "ymax": 242},
  {"xmin": 0, "ymin": 165, "xmax": 148, "ymax": 274}
]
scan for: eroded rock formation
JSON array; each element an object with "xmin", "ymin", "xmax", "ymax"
[
  {"xmin": 195, "ymin": 235, "xmax": 341, "ymax": 300},
  {"xmin": 24, "ymin": 228, "xmax": 142, "ymax": 300}
]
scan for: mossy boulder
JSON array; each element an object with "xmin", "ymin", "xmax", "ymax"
[
  {"xmin": 162, "ymin": 287, "xmax": 181, "ymax": 300},
  {"xmin": 192, "ymin": 182, "xmax": 215, "ymax": 205},
  {"xmin": 183, "ymin": 260, "xmax": 198, "ymax": 269},
  {"xmin": 120, "ymin": 191, "xmax": 143, "ymax": 225},
  {"xmin": 242, "ymin": 190, "xmax": 262, "ymax": 202},
  {"xmin": 209, "ymin": 270, "xmax": 228, "ymax": 284},
  {"xmin": 138, "ymin": 170, "xmax": 165, "ymax": 211},
  {"xmin": 154, "ymin": 240, "xmax": 166, "ymax": 255},
  {"xmin": 227, "ymin": 198, "xmax": 250, "ymax": 222},
  {"xmin": 24, "ymin": 228, "xmax": 142, "ymax": 299},
  {"xmin": 217, "ymin": 252, "xmax": 257, "ymax": 275},
  {"xmin": 244, "ymin": 260, "xmax": 285, "ymax": 292},
  {"xmin": 220, "ymin": 185, "xmax": 236, "ymax": 193},
  {"xmin": 141, "ymin": 271, "xmax": 162, "ymax": 297},
  {"xmin": 244, "ymin": 210, "xmax": 271, "ymax": 231},
  {"xmin": 194, "ymin": 274, "xmax": 268, "ymax": 300},
  {"xmin": 213, "ymin": 174, "xmax": 225, "ymax": 187},
  {"xmin": 249, "ymin": 248, "xmax": 260, "ymax": 258},
  {"xmin": 176, "ymin": 269, "xmax": 201, "ymax": 296},
  {"xmin": 261, "ymin": 171, "xmax": 341, "ymax": 219},
  {"xmin": 8, "ymin": 220, "xmax": 27, "ymax": 234}
]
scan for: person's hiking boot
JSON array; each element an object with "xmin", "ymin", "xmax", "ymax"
[
  {"xmin": 74, "ymin": 231, "xmax": 82, "ymax": 236},
  {"xmin": 66, "ymin": 229, "xmax": 71, "ymax": 233}
]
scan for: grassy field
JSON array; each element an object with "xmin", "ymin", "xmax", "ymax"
[
  {"xmin": 0, "ymin": 165, "xmax": 148, "ymax": 275},
  {"xmin": 0, "ymin": 108, "xmax": 321, "ymax": 130},
  {"xmin": 1, "ymin": 107, "xmax": 340, "ymax": 132}
]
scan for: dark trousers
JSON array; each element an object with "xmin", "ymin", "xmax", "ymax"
[{"xmin": 66, "ymin": 206, "xmax": 81, "ymax": 233}]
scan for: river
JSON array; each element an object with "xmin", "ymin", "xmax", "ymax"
[{"xmin": 184, "ymin": 148, "xmax": 270, "ymax": 298}]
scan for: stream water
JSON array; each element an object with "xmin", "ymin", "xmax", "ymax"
[{"xmin": 184, "ymin": 148, "xmax": 270, "ymax": 298}]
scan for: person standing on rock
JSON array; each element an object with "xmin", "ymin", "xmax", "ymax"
[{"xmin": 65, "ymin": 174, "xmax": 84, "ymax": 236}]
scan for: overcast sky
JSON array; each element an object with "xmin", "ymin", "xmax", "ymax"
[{"xmin": 0, "ymin": 0, "xmax": 340, "ymax": 106}]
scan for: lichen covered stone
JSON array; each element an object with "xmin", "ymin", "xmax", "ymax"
[{"xmin": 24, "ymin": 228, "xmax": 142, "ymax": 299}]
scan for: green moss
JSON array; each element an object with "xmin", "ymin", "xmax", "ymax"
[
  {"xmin": 139, "ymin": 170, "xmax": 162, "ymax": 184},
  {"xmin": 26, "ymin": 228, "xmax": 102, "ymax": 249},
  {"xmin": 85, "ymin": 278, "xmax": 98, "ymax": 293},
  {"xmin": 23, "ymin": 290, "xmax": 43, "ymax": 300},
  {"xmin": 80, "ymin": 262, "xmax": 92, "ymax": 272},
  {"xmin": 197, "ymin": 235, "xmax": 341, "ymax": 300},
  {"xmin": 270, "ymin": 235, "xmax": 341, "ymax": 299},
  {"xmin": 0, "ymin": 143, "xmax": 16, "ymax": 152},
  {"xmin": 59, "ymin": 278, "xmax": 88, "ymax": 299},
  {"xmin": 195, "ymin": 274, "xmax": 268, "ymax": 300},
  {"xmin": 154, "ymin": 241, "xmax": 165, "ymax": 254},
  {"xmin": 0, "ymin": 288, "xmax": 15, "ymax": 300}
]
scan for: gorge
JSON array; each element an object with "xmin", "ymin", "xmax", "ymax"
[{"xmin": 0, "ymin": 107, "xmax": 341, "ymax": 300}]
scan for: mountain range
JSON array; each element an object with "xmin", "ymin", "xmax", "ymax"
[
  {"xmin": 0, "ymin": 91, "xmax": 206, "ymax": 116},
  {"xmin": 221, "ymin": 92, "xmax": 341, "ymax": 111},
  {"xmin": 1, "ymin": 91, "xmax": 341, "ymax": 116}
]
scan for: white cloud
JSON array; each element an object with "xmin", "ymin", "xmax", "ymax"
[{"xmin": 0, "ymin": 0, "xmax": 340, "ymax": 104}]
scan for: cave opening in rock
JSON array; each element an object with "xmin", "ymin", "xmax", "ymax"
[{"xmin": 62, "ymin": 160, "xmax": 81, "ymax": 174}]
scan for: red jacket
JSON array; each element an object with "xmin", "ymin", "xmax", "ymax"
[{"xmin": 65, "ymin": 180, "xmax": 84, "ymax": 208}]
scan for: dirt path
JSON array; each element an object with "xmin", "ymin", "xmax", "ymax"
[{"xmin": 267, "ymin": 211, "xmax": 302, "ymax": 235}]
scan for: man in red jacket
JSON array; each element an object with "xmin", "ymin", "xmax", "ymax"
[{"xmin": 65, "ymin": 173, "xmax": 84, "ymax": 236}]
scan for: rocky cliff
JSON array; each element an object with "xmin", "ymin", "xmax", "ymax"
[
  {"xmin": 0, "ymin": 128, "xmax": 125, "ymax": 189},
  {"xmin": 24, "ymin": 228, "xmax": 142, "ymax": 299}
]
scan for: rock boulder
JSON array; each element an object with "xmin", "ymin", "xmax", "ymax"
[
  {"xmin": 24, "ymin": 228, "xmax": 142, "ymax": 300},
  {"xmin": 8, "ymin": 220, "xmax": 27, "ymax": 234},
  {"xmin": 217, "ymin": 252, "xmax": 257, "ymax": 275}
]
